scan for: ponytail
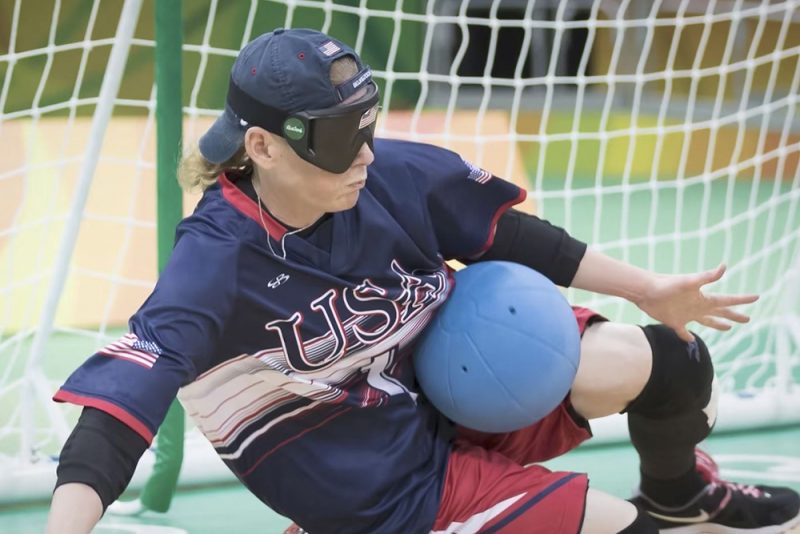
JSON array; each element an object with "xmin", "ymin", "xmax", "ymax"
[{"xmin": 177, "ymin": 145, "xmax": 252, "ymax": 192}]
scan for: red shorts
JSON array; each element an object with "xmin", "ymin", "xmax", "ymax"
[{"xmin": 430, "ymin": 306, "xmax": 604, "ymax": 534}]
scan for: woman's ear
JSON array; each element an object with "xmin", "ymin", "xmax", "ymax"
[{"xmin": 244, "ymin": 127, "xmax": 278, "ymax": 169}]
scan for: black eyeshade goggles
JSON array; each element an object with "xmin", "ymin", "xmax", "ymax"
[{"xmin": 227, "ymin": 78, "xmax": 379, "ymax": 174}]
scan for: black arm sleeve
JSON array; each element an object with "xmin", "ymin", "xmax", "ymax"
[
  {"xmin": 55, "ymin": 407, "xmax": 148, "ymax": 511},
  {"xmin": 462, "ymin": 208, "xmax": 588, "ymax": 287}
]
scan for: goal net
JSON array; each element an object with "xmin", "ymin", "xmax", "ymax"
[{"xmin": 1, "ymin": 0, "xmax": 798, "ymax": 504}]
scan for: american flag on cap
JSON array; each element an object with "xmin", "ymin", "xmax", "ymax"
[
  {"xmin": 318, "ymin": 40, "xmax": 341, "ymax": 57},
  {"xmin": 358, "ymin": 105, "xmax": 378, "ymax": 129}
]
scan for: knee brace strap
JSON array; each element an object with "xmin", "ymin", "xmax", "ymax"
[{"xmin": 624, "ymin": 325, "xmax": 714, "ymax": 419}]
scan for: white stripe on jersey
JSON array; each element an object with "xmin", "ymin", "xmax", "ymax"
[
  {"xmin": 179, "ymin": 303, "xmax": 439, "ymax": 456},
  {"xmin": 430, "ymin": 493, "xmax": 525, "ymax": 534}
]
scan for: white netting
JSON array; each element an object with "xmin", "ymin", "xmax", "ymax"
[
  {"xmin": 1, "ymin": 0, "xmax": 798, "ymax": 503},
  {"xmin": 0, "ymin": 0, "xmax": 164, "ymax": 502}
]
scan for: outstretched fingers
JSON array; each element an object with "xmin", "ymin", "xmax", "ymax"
[
  {"xmin": 680, "ymin": 264, "xmax": 726, "ymax": 293},
  {"xmin": 712, "ymin": 306, "xmax": 752, "ymax": 324},
  {"xmin": 708, "ymin": 293, "xmax": 760, "ymax": 307},
  {"xmin": 698, "ymin": 316, "xmax": 733, "ymax": 331},
  {"xmin": 700, "ymin": 264, "xmax": 726, "ymax": 286}
]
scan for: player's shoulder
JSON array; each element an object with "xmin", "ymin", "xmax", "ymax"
[
  {"xmin": 372, "ymin": 138, "xmax": 463, "ymax": 172},
  {"xmin": 369, "ymin": 138, "xmax": 473, "ymax": 195},
  {"xmin": 174, "ymin": 181, "xmax": 246, "ymax": 253}
]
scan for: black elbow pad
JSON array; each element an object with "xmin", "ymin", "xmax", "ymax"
[
  {"xmin": 55, "ymin": 407, "xmax": 149, "ymax": 510},
  {"xmin": 463, "ymin": 208, "xmax": 587, "ymax": 287}
]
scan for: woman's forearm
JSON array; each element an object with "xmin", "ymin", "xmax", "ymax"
[
  {"xmin": 570, "ymin": 247, "xmax": 655, "ymax": 303},
  {"xmin": 47, "ymin": 483, "xmax": 103, "ymax": 534}
]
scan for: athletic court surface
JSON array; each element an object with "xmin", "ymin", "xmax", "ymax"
[{"xmin": 1, "ymin": 425, "xmax": 797, "ymax": 533}]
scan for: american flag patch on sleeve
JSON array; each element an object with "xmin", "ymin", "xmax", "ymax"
[
  {"xmin": 461, "ymin": 157, "xmax": 493, "ymax": 184},
  {"xmin": 98, "ymin": 333, "xmax": 162, "ymax": 369},
  {"xmin": 318, "ymin": 40, "xmax": 341, "ymax": 57}
]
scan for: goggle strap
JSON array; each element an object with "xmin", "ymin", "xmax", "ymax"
[
  {"xmin": 335, "ymin": 66, "xmax": 373, "ymax": 102},
  {"xmin": 227, "ymin": 76, "xmax": 287, "ymax": 135}
]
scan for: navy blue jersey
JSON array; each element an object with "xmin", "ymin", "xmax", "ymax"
[{"xmin": 55, "ymin": 138, "xmax": 525, "ymax": 534}]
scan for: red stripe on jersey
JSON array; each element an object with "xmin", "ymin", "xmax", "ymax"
[
  {"xmin": 240, "ymin": 406, "xmax": 353, "ymax": 476},
  {"xmin": 53, "ymin": 389, "xmax": 154, "ymax": 443},
  {"xmin": 472, "ymin": 187, "xmax": 528, "ymax": 257},
  {"xmin": 219, "ymin": 173, "xmax": 287, "ymax": 239},
  {"xmin": 213, "ymin": 390, "xmax": 297, "ymax": 444}
]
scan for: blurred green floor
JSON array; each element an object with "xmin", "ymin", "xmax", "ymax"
[{"xmin": 1, "ymin": 425, "xmax": 798, "ymax": 533}]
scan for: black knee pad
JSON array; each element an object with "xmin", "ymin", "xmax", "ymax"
[
  {"xmin": 626, "ymin": 326, "xmax": 719, "ymax": 478},
  {"xmin": 624, "ymin": 324, "xmax": 714, "ymax": 419}
]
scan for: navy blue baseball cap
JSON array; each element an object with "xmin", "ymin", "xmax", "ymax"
[{"xmin": 199, "ymin": 28, "xmax": 377, "ymax": 167}]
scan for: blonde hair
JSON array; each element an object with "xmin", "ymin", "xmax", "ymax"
[
  {"xmin": 179, "ymin": 55, "xmax": 360, "ymax": 192},
  {"xmin": 330, "ymin": 55, "xmax": 358, "ymax": 86},
  {"xmin": 177, "ymin": 145, "xmax": 251, "ymax": 192}
]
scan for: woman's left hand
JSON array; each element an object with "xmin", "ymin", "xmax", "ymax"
[{"xmin": 634, "ymin": 264, "xmax": 759, "ymax": 342}]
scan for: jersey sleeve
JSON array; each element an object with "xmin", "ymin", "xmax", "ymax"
[
  {"xmin": 53, "ymin": 218, "xmax": 239, "ymax": 443},
  {"xmin": 373, "ymin": 139, "xmax": 527, "ymax": 260}
]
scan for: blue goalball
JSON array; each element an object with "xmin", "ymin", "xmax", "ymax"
[{"xmin": 413, "ymin": 261, "xmax": 581, "ymax": 433}]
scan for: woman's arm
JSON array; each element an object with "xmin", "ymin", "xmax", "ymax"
[
  {"xmin": 47, "ymin": 483, "xmax": 103, "ymax": 534},
  {"xmin": 570, "ymin": 247, "xmax": 654, "ymax": 302},
  {"xmin": 572, "ymin": 247, "xmax": 758, "ymax": 341},
  {"xmin": 469, "ymin": 209, "xmax": 757, "ymax": 341},
  {"xmin": 46, "ymin": 408, "xmax": 149, "ymax": 534}
]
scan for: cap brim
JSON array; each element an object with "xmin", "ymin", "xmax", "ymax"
[{"xmin": 199, "ymin": 107, "xmax": 246, "ymax": 164}]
